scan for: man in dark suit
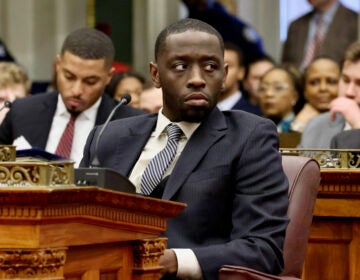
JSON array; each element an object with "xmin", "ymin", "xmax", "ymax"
[
  {"xmin": 81, "ymin": 19, "xmax": 289, "ymax": 280},
  {"xmin": 0, "ymin": 27, "xmax": 143, "ymax": 166},
  {"xmin": 282, "ymin": 0, "xmax": 358, "ymax": 70}
]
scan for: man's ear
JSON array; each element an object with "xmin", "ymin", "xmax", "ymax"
[
  {"xmin": 149, "ymin": 62, "xmax": 161, "ymax": 88},
  {"xmin": 221, "ymin": 63, "xmax": 229, "ymax": 90}
]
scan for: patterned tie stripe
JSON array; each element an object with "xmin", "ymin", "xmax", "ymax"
[
  {"xmin": 301, "ymin": 16, "xmax": 325, "ymax": 70},
  {"xmin": 55, "ymin": 114, "xmax": 77, "ymax": 159},
  {"xmin": 141, "ymin": 124, "xmax": 182, "ymax": 196}
]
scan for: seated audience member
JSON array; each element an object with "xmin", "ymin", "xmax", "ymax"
[
  {"xmin": 0, "ymin": 27, "xmax": 143, "ymax": 166},
  {"xmin": 330, "ymin": 129, "xmax": 360, "ymax": 149},
  {"xmin": 240, "ymin": 54, "xmax": 275, "ymax": 116},
  {"xmin": 81, "ymin": 18, "xmax": 289, "ymax": 280},
  {"xmin": 258, "ymin": 65, "xmax": 303, "ymax": 133},
  {"xmin": 217, "ymin": 42, "xmax": 262, "ymax": 115},
  {"xmin": 299, "ymin": 41, "xmax": 360, "ymax": 148},
  {"xmin": 139, "ymin": 86, "xmax": 163, "ymax": 113},
  {"xmin": 0, "ymin": 62, "xmax": 31, "ymax": 123},
  {"xmin": 106, "ymin": 71, "xmax": 146, "ymax": 107},
  {"xmin": 291, "ymin": 57, "xmax": 340, "ymax": 132}
]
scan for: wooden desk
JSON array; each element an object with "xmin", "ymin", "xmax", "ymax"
[
  {"xmin": 0, "ymin": 187, "xmax": 186, "ymax": 280},
  {"xmin": 303, "ymin": 169, "xmax": 360, "ymax": 280}
]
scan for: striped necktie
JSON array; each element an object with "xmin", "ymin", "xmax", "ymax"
[
  {"xmin": 301, "ymin": 15, "xmax": 325, "ymax": 70},
  {"xmin": 141, "ymin": 124, "xmax": 182, "ymax": 196},
  {"xmin": 55, "ymin": 114, "xmax": 77, "ymax": 159}
]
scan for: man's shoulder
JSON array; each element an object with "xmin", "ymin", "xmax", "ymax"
[
  {"xmin": 337, "ymin": 3, "xmax": 358, "ymax": 17},
  {"xmin": 12, "ymin": 91, "xmax": 57, "ymax": 108},
  {"xmin": 289, "ymin": 11, "xmax": 313, "ymax": 28}
]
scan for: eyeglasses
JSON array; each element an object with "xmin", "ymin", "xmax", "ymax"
[{"xmin": 258, "ymin": 84, "xmax": 291, "ymax": 94}]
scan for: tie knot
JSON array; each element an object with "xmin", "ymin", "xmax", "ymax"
[{"xmin": 166, "ymin": 124, "xmax": 182, "ymax": 142}]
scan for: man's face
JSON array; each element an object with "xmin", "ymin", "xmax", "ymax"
[
  {"xmin": 150, "ymin": 30, "xmax": 227, "ymax": 122},
  {"xmin": 222, "ymin": 49, "xmax": 242, "ymax": 98},
  {"xmin": 338, "ymin": 60, "xmax": 360, "ymax": 105},
  {"xmin": 56, "ymin": 51, "xmax": 113, "ymax": 114},
  {"xmin": 244, "ymin": 60, "xmax": 274, "ymax": 100}
]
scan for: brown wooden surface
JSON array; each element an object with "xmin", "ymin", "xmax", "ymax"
[
  {"xmin": 0, "ymin": 186, "xmax": 186, "ymax": 280},
  {"xmin": 302, "ymin": 169, "xmax": 360, "ymax": 280}
]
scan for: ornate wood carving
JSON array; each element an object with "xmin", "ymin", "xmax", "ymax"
[
  {"xmin": 132, "ymin": 238, "xmax": 167, "ymax": 269},
  {"xmin": 0, "ymin": 248, "xmax": 66, "ymax": 279},
  {"xmin": 0, "ymin": 145, "xmax": 16, "ymax": 162}
]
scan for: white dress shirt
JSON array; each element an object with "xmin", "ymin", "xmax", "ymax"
[
  {"xmin": 45, "ymin": 94, "xmax": 101, "ymax": 167},
  {"xmin": 129, "ymin": 109, "xmax": 203, "ymax": 279},
  {"xmin": 217, "ymin": 91, "xmax": 241, "ymax": 111}
]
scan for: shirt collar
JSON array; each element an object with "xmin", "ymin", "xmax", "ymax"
[
  {"xmin": 217, "ymin": 91, "xmax": 242, "ymax": 111},
  {"xmin": 316, "ymin": 1, "xmax": 339, "ymax": 25},
  {"xmin": 155, "ymin": 108, "xmax": 201, "ymax": 139}
]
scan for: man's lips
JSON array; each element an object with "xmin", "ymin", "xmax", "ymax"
[
  {"xmin": 66, "ymin": 98, "xmax": 82, "ymax": 108},
  {"xmin": 184, "ymin": 92, "xmax": 209, "ymax": 106}
]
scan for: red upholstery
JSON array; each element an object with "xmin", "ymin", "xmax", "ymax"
[{"xmin": 219, "ymin": 156, "xmax": 320, "ymax": 280}]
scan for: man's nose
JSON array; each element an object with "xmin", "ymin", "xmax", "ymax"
[
  {"xmin": 72, "ymin": 81, "xmax": 83, "ymax": 96},
  {"xmin": 187, "ymin": 66, "xmax": 205, "ymax": 88},
  {"xmin": 344, "ymin": 82, "xmax": 357, "ymax": 98}
]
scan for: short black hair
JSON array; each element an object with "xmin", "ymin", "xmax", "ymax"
[
  {"xmin": 60, "ymin": 27, "xmax": 115, "ymax": 69},
  {"xmin": 243, "ymin": 54, "xmax": 275, "ymax": 80},
  {"xmin": 154, "ymin": 18, "xmax": 224, "ymax": 61},
  {"xmin": 224, "ymin": 42, "xmax": 243, "ymax": 66}
]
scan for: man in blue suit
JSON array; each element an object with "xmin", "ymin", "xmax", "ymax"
[{"xmin": 81, "ymin": 19, "xmax": 288, "ymax": 280}]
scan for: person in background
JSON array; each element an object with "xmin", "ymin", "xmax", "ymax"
[
  {"xmin": 181, "ymin": 0, "xmax": 265, "ymax": 64},
  {"xmin": 106, "ymin": 71, "xmax": 146, "ymax": 108},
  {"xmin": 0, "ymin": 62, "xmax": 31, "ymax": 123},
  {"xmin": 139, "ymin": 86, "xmax": 163, "ymax": 113},
  {"xmin": 0, "ymin": 27, "xmax": 143, "ymax": 166},
  {"xmin": 291, "ymin": 57, "xmax": 340, "ymax": 132},
  {"xmin": 217, "ymin": 42, "xmax": 263, "ymax": 115},
  {"xmin": 258, "ymin": 65, "xmax": 303, "ymax": 133},
  {"xmin": 240, "ymin": 54, "xmax": 275, "ymax": 116},
  {"xmin": 81, "ymin": 18, "xmax": 288, "ymax": 280},
  {"xmin": 282, "ymin": 0, "xmax": 358, "ymax": 71},
  {"xmin": 299, "ymin": 41, "xmax": 360, "ymax": 148}
]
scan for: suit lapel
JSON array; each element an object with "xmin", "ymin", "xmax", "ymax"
[
  {"xmin": 29, "ymin": 92, "xmax": 58, "ymax": 148},
  {"xmin": 95, "ymin": 94, "xmax": 114, "ymax": 125},
  {"xmin": 111, "ymin": 115, "xmax": 157, "ymax": 176},
  {"xmin": 163, "ymin": 109, "xmax": 227, "ymax": 200}
]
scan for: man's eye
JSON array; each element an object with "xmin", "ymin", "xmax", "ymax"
[
  {"xmin": 204, "ymin": 63, "xmax": 217, "ymax": 72},
  {"xmin": 65, "ymin": 74, "xmax": 75, "ymax": 80},
  {"xmin": 174, "ymin": 64, "xmax": 186, "ymax": 71},
  {"xmin": 85, "ymin": 79, "xmax": 97, "ymax": 86}
]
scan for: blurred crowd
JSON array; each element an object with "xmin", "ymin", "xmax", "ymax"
[{"xmin": 0, "ymin": 0, "xmax": 359, "ymax": 154}]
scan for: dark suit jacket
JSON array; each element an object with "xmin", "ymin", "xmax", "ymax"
[
  {"xmin": 81, "ymin": 108, "xmax": 289, "ymax": 280},
  {"xmin": 330, "ymin": 129, "xmax": 360, "ymax": 149},
  {"xmin": 232, "ymin": 96, "xmax": 263, "ymax": 116},
  {"xmin": 282, "ymin": 3, "xmax": 358, "ymax": 68},
  {"xmin": 0, "ymin": 91, "xmax": 144, "ymax": 148}
]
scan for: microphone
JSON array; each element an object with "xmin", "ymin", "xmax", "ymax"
[
  {"xmin": 90, "ymin": 93, "xmax": 131, "ymax": 167},
  {"xmin": 0, "ymin": 101, "xmax": 12, "ymax": 111},
  {"xmin": 74, "ymin": 93, "xmax": 136, "ymax": 194}
]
